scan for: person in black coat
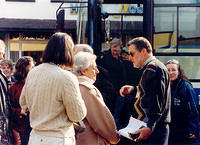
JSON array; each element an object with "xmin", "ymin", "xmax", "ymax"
[
  {"xmin": 94, "ymin": 66, "xmax": 117, "ymax": 114},
  {"xmin": 98, "ymin": 38, "xmax": 128, "ymax": 130},
  {"xmin": 98, "ymin": 38, "xmax": 126, "ymax": 91}
]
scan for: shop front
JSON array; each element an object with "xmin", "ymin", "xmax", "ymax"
[{"xmin": 0, "ymin": 18, "xmax": 76, "ymax": 63}]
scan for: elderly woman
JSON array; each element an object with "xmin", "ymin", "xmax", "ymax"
[
  {"xmin": 19, "ymin": 32, "xmax": 87, "ymax": 145},
  {"xmin": 73, "ymin": 52, "xmax": 120, "ymax": 145}
]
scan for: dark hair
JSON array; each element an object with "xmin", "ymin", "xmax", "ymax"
[
  {"xmin": 165, "ymin": 59, "xmax": 189, "ymax": 81},
  {"xmin": 127, "ymin": 37, "xmax": 152, "ymax": 53},
  {"xmin": 14, "ymin": 56, "xmax": 34, "ymax": 81},
  {"xmin": 42, "ymin": 32, "xmax": 74, "ymax": 67}
]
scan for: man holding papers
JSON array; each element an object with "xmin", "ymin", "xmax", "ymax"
[{"xmin": 120, "ymin": 37, "xmax": 171, "ymax": 145}]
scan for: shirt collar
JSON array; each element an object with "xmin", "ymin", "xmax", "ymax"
[
  {"xmin": 7, "ymin": 77, "xmax": 11, "ymax": 82},
  {"xmin": 142, "ymin": 56, "xmax": 156, "ymax": 68}
]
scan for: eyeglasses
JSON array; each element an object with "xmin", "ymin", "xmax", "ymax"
[
  {"xmin": 112, "ymin": 49, "xmax": 121, "ymax": 53},
  {"xmin": 165, "ymin": 59, "xmax": 179, "ymax": 65}
]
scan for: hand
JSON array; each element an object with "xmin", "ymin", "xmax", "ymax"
[
  {"xmin": 120, "ymin": 85, "xmax": 134, "ymax": 97},
  {"xmin": 117, "ymin": 132, "xmax": 121, "ymax": 137},
  {"xmin": 189, "ymin": 133, "xmax": 196, "ymax": 139},
  {"xmin": 133, "ymin": 127, "xmax": 152, "ymax": 142},
  {"xmin": 20, "ymin": 109, "xmax": 27, "ymax": 116},
  {"xmin": 116, "ymin": 131, "xmax": 121, "ymax": 139}
]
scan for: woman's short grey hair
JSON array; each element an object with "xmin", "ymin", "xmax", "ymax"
[{"xmin": 73, "ymin": 52, "xmax": 97, "ymax": 76}]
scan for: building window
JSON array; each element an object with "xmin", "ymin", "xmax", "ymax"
[
  {"xmin": 9, "ymin": 32, "xmax": 50, "ymax": 63},
  {"xmin": 154, "ymin": 7, "xmax": 177, "ymax": 53},
  {"xmin": 178, "ymin": 7, "xmax": 200, "ymax": 53}
]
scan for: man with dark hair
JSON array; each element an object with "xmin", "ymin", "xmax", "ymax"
[
  {"xmin": 120, "ymin": 37, "xmax": 171, "ymax": 145},
  {"xmin": 0, "ymin": 39, "xmax": 13, "ymax": 144}
]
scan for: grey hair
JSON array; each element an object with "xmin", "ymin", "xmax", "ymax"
[
  {"xmin": 110, "ymin": 38, "xmax": 122, "ymax": 48},
  {"xmin": 73, "ymin": 52, "xmax": 97, "ymax": 76},
  {"xmin": 74, "ymin": 44, "xmax": 94, "ymax": 54}
]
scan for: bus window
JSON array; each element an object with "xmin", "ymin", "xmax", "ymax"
[
  {"xmin": 154, "ymin": 7, "xmax": 177, "ymax": 53},
  {"xmin": 178, "ymin": 7, "xmax": 200, "ymax": 53}
]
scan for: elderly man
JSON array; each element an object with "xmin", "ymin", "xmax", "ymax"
[
  {"xmin": 120, "ymin": 37, "xmax": 171, "ymax": 145},
  {"xmin": 0, "ymin": 39, "xmax": 13, "ymax": 144},
  {"xmin": 99, "ymin": 38, "xmax": 126, "ymax": 91},
  {"xmin": 98, "ymin": 38, "xmax": 135, "ymax": 132}
]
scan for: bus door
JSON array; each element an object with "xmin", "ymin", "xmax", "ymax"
[{"xmin": 77, "ymin": 0, "xmax": 153, "ymax": 56}]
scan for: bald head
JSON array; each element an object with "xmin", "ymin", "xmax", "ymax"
[
  {"xmin": 0, "ymin": 40, "xmax": 5, "ymax": 62},
  {"xmin": 74, "ymin": 44, "xmax": 94, "ymax": 54}
]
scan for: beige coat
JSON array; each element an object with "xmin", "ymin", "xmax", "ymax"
[{"xmin": 76, "ymin": 76, "xmax": 120, "ymax": 145}]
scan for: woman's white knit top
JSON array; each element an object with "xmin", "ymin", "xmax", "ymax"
[{"xmin": 20, "ymin": 63, "xmax": 87, "ymax": 138}]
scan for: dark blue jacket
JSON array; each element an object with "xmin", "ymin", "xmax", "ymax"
[{"xmin": 170, "ymin": 78, "xmax": 199, "ymax": 139}]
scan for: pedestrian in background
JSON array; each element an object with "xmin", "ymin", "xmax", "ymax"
[
  {"xmin": 9, "ymin": 56, "xmax": 34, "ymax": 145},
  {"xmin": 165, "ymin": 59, "xmax": 199, "ymax": 144},
  {"xmin": 0, "ymin": 39, "xmax": 14, "ymax": 145},
  {"xmin": 20, "ymin": 32, "xmax": 87, "ymax": 145},
  {"xmin": 0, "ymin": 59, "xmax": 15, "ymax": 86},
  {"xmin": 98, "ymin": 38, "xmax": 128, "ymax": 129},
  {"xmin": 98, "ymin": 38, "xmax": 126, "ymax": 93},
  {"xmin": 120, "ymin": 37, "xmax": 171, "ymax": 145}
]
